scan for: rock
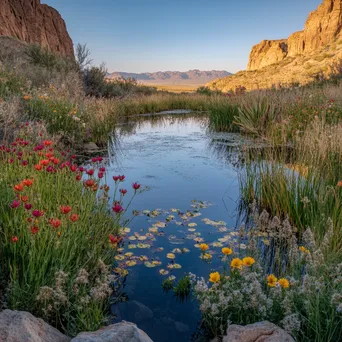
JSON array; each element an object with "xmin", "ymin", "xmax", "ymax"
[
  {"xmin": 247, "ymin": 40, "xmax": 288, "ymax": 71},
  {"xmin": 71, "ymin": 321, "xmax": 153, "ymax": 342},
  {"xmin": 207, "ymin": 0, "xmax": 342, "ymax": 91},
  {"xmin": 220, "ymin": 321, "xmax": 295, "ymax": 342},
  {"xmin": 0, "ymin": 0, "xmax": 74, "ymax": 57},
  {"xmin": 83, "ymin": 142, "xmax": 100, "ymax": 152},
  {"xmin": 0, "ymin": 309, "xmax": 70, "ymax": 342}
]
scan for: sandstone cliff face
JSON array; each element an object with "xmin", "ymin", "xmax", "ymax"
[
  {"xmin": 0, "ymin": 0, "xmax": 74, "ymax": 57},
  {"xmin": 247, "ymin": 40, "xmax": 288, "ymax": 70},
  {"xmin": 247, "ymin": 0, "xmax": 342, "ymax": 71},
  {"xmin": 208, "ymin": 0, "xmax": 342, "ymax": 91}
]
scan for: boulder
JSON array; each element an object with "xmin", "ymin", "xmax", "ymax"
[
  {"xmin": 220, "ymin": 321, "xmax": 295, "ymax": 342},
  {"xmin": 71, "ymin": 321, "xmax": 153, "ymax": 342},
  {"xmin": 83, "ymin": 142, "xmax": 100, "ymax": 152},
  {"xmin": 0, "ymin": 309, "xmax": 70, "ymax": 342}
]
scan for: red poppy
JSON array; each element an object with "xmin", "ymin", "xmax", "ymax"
[
  {"xmin": 39, "ymin": 159, "xmax": 49, "ymax": 166},
  {"xmin": 43, "ymin": 140, "xmax": 53, "ymax": 146},
  {"xmin": 34, "ymin": 164, "xmax": 43, "ymax": 171},
  {"xmin": 22, "ymin": 179, "xmax": 33, "ymax": 187},
  {"xmin": 49, "ymin": 218, "xmax": 61, "ymax": 228},
  {"xmin": 70, "ymin": 165, "xmax": 78, "ymax": 172},
  {"xmin": 20, "ymin": 196, "xmax": 29, "ymax": 203},
  {"xmin": 120, "ymin": 189, "xmax": 127, "ymax": 195},
  {"xmin": 98, "ymin": 172, "xmax": 104, "ymax": 179},
  {"xmin": 11, "ymin": 236, "xmax": 18, "ymax": 243},
  {"xmin": 45, "ymin": 153, "xmax": 54, "ymax": 158},
  {"xmin": 31, "ymin": 226, "xmax": 39, "ymax": 234},
  {"xmin": 76, "ymin": 174, "xmax": 82, "ymax": 181},
  {"xmin": 86, "ymin": 169, "xmax": 94, "ymax": 176},
  {"xmin": 84, "ymin": 179, "xmax": 95, "ymax": 187},
  {"xmin": 70, "ymin": 213, "xmax": 79, "ymax": 222},
  {"xmin": 60, "ymin": 205, "xmax": 72, "ymax": 214},
  {"xmin": 14, "ymin": 183, "xmax": 24, "ymax": 192}
]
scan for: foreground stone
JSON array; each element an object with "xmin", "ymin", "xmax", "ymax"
[
  {"xmin": 0, "ymin": 310, "xmax": 70, "ymax": 342},
  {"xmin": 216, "ymin": 321, "xmax": 295, "ymax": 342},
  {"xmin": 71, "ymin": 321, "xmax": 153, "ymax": 342}
]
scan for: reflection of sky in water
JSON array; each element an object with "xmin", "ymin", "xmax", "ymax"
[{"xmin": 107, "ymin": 115, "xmax": 244, "ymax": 342}]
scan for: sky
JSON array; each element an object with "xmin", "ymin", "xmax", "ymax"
[{"xmin": 43, "ymin": 0, "xmax": 322, "ymax": 73}]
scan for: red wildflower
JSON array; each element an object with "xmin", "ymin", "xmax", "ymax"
[
  {"xmin": 14, "ymin": 183, "xmax": 24, "ymax": 192},
  {"xmin": 112, "ymin": 204, "xmax": 124, "ymax": 214},
  {"xmin": 11, "ymin": 236, "xmax": 18, "ymax": 243},
  {"xmin": 70, "ymin": 213, "xmax": 79, "ymax": 222},
  {"xmin": 109, "ymin": 234, "xmax": 122, "ymax": 244},
  {"xmin": 24, "ymin": 203, "xmax": 32, "ymax": 210},
  {"xmin": 99, "ymin": 167, "xmax": 106, "ymax": 172},
  {"xmin": 119, "ymin": 175, "xmax": 125, "ymax": 182},
  {"xmin": 84, "ymin": 179, "xmax": 95, "ymax": 187},
  {"xmin": 113, "ymin": 175, "xmax": 120, "ymax": 182},
  {"xmin": 20, "ymin": 196, "xmax": 29, "ymax": 202},
  {"xmin": 86, "ymin": 169, "xmax": 94, "ymax": 176},
  {"xmin": 43, "ymin": 140, "xmax": 53, "ymax": 146},
  {"xmin": 10, "ymin": 200, "xmax": 20, "ymax": 209},
  {"xmin": 39, "ymin": 159, "xmax": 49, "ymax": 166},
  {"xmin": 49, "ymin": 218, "xmax": 61, "ymax": 228},
  {"xmin": 76, "ymin": 174, "xmax": 82, "ymax": 181},
  {"xmin": 120, "ymin": 189, "xmax": 127, "ymax": 195},
  {"xmin": 132, "ymin": 182, "xmax": 141, "ymax": 190},
  {"xmin": 98, "ymin": 172, "xmax": 104, "ymax": 179},
  {"xmin": 22, "ymin": 179, "xmax": 33, "ymax": 187},
  {"xmin": 60, "ymin": 205, "xmax": 72, "ymax": 214},
  {"xmin": 70, "ymin": 164, "xmax": 78, "ymax": 172},
  {"xmin": 31, "ymin": 226, "xmax": 39, "ymax": 234},
  {"xmin": 32, "ymin": 210, "xmax": 44, "ymax": 217},
  {"xmin": 34, "ymin": 164, "xmax": 43, "ymax": 171}
]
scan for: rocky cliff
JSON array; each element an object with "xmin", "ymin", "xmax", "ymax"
[
  {"xmin": 208, "ymin": 0, "xmax": 342, "ymax": 91},
  {"xmin": 0, "ymin": 0, "xmax": 74, "ymax": 57}
]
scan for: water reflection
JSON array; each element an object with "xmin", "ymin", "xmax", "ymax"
[{"xmin": 107, "ymin": 114, "xmax": 249, "ymax": 342}]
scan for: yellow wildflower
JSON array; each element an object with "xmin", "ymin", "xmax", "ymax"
[
  {"xmin": 222, "ymin": 247, "xmax": 233, "ymax": 255},
  {"xmin": 278, "ymin": 278, "xmax": 290, "ymax": 289},
  {"xmin": 231, "ymin": 258, "xmax": 243, "ymax": 269},
  {"xmin": 209, "ymin": 272, "xmax": 220, "ymax": 283},
  {"xmin": 299, "ymin": 246, "xmax": 309, "ymax": 253},
  {"xmin": 242, "ymin": 256, "xmax": 255, "ymax": 266},
  {"xmin": 199, "ymin": 243, "xmax": 209, "ymax": 251},
  {"xmin": 267, "ymin": 274, "xmax": 278, "ymax": 287}
]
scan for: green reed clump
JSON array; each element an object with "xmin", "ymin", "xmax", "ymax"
[
  {"xmin": 173, "ymin": 276, "xmax": 191, "ymax": 302},
  {"xmin": 208, "ymin": 97, "xmax": 240, "ymax": 132}
]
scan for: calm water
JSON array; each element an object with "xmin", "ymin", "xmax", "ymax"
[{"xmin": 106, "ymin": 114, "xmax": 246, "ymax": 342}]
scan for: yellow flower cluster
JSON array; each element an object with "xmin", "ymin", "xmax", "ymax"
[
  {"xmin": 231, "ymin": 257, "xmax": 255, "ymax": 269},
  {"xmin": 267, "ymin": 274, "xmax": 290, "ymax": 288}
]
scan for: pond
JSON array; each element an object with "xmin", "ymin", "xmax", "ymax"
[{"xmin": 106, "ymin": 113, "xmax": 248, "ymax": 342}]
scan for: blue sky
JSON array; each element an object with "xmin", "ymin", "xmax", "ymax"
[{"xmin": 43, "ymin": 0, "xmax": 321, "ymax": 73}]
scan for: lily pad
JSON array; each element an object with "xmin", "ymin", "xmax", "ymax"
[
  {"xmin": 126, "ymin": 260, "xmax": 136, "ymax": 267},
  {"xmin": 167, "ymin": 253, "xmax": 176, "ymax": 259}
]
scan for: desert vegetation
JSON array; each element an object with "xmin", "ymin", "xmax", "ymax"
[{"xmin": 1, "ymin": 37, "xmax": 342, "ymax": 341}]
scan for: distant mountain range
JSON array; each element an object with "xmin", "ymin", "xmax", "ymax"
[{"xmin": 106, "ymin": 69, "xmax": 232, "ymax": 85}]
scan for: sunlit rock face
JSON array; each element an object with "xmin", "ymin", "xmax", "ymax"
[{"xmin": 0, "ymin": 0, "xmax": 74, "ymax": 57}]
